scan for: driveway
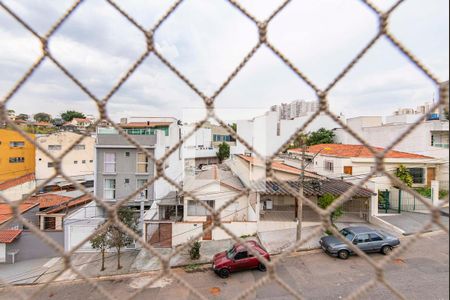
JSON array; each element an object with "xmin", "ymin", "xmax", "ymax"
[{"xmin": 379, "ymin": 212, "xmax": 449, "ymax": 235}]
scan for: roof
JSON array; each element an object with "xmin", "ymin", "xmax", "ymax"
[
  {"xmin": 237, "ymin": 155, "xmax": 320, "ymax": 177},
  {"xmin": 73, "ymin": 118, "xmax": 91, "ymax": 123},
  {"xmin": 0, "ymin": 202, "xmax": 39, "ymax": 225},
  {"xmin": 0, "ymin": 229, "xmax": 23, "ymax": 244},
  {"xmin": 288, "ymin": 144, "xmax": 432, "ymax": 159},
  {"xmin": 0, "ymin": 174, "xmax": 35, "ymax": 191},
  {"xmin": 120, "ymin": 122, "xmax": 172, "ymax": 129},
  {"xmin": 29, "ymin": 194, "xmax": 73, "ymax": 209},
  {"xmin": 252, "ymin": 179, "xmax": 374, "ymax": 198},
  {"xmin": 45, "ymin": 194, "xmax": 93, "ymax": 214},
  {"xmin": 33, "ymin": 122, "xmax": 53, "ymax": 127}
]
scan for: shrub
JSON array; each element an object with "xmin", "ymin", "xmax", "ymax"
[{"xmin": 189, "ymin": 240, "xmax": 201, "ymax": 260}]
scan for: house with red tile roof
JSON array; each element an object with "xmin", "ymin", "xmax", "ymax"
[
  {"xmin": 0, "ymin": 229, "xmax": 23, "ymax": 263},
  {"xmin": 287, "ymin": 144, "xmax": 443, "ymax": 187},
  {"xmin": 0, "ymin": 173, "xmax": 37, "ymax": 202}
]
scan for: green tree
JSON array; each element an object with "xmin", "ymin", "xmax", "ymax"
[
  {"xmin": 34, "ymin": 112, "xmax": 52, "ymax": 123},
  {"xmin": 216, "ymin": 142, "xmax": 230, "ymax": 163},
  {"xmin": 229, "ymin": 123, "xmax": 237, "ymax": 132},
  {"xmin": 16, "ymin": 113, "xmax": 29, "ymax": 121},
  {"xmin": 306, "ymin": 128, "xmax": 335, "ymax": 146},
  {"xmin": 61, "ymin": 110, "xmax": 86, "ymax": 122},
  {"xmin": 317, "ymin": 193, "xmax": 343, "ymax": 229},
  {"xmin": 108, "ymin": 207, "xmax": 138, "ymax": 270},
  {"xmin": 395, "ymin": 165, "xmax": 413, "ymax": 188},
  {"xmin": 90, "ymin": 223, "xmax": 110, "ymax": 271}
]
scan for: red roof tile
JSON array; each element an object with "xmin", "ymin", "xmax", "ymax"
[
  {"xmin": 45, "ymin": 194, "xmax": 93, "ymax": 214},
  {"xmin": 0, "ymin": 174, "xmax": 35, "ymax": 191},
  {"xmin": 289, "ymin": 144, "xmax": 432, "ymax": 159},
  {"xmin": 29, "ymin": 194, "xmax": 73, "ymax": 209},
  {"xmin": 237, "ymin": 155, "xmax": 319, "ymax": 177},
  {"xmin": 0, "ymin": 202, "xmax": 38, "ymax": 225},
  {"xmin": 0, "ymin": 229, "xmax": 23, "ymax": 243}
]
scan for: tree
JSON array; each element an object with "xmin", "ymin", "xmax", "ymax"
[
  {"xmin": 61, "ymin": 110, "xmax": 86, "ymax": 122},
  {"xmin": 16, "ymin": 113, "xmax": 29, "ymax": 121},
  {"xmin": 108, "ymin": 207, "xmax": 138, "ymax": 270},
  {"xmin": 52, "ymin": 118, "xmax": 65, "ymax": 127},
  {"xmin": 90, "ymin": 223, "xmax": 110, "ymax": 271},
  {"xmin": 34, "ymin": 112, "xmax": 52, "ymax": 123},
  {"xmin": 317, "ymin": 193, "xmax": 343, "ymax": 230},
  {"xmin": 229, "ymin": 123, "xmax": 237, "ymax": 132},
  {"xmin": 395, "ymin": 165, "xmax": 413, "ymax": 188},
  {"xmin": 216, "ymin": 142, "xmax": 230, "ymax": 163},
  {"xmin": 306, "ymin": 128, "xmax": 335, "ymax": 146}
]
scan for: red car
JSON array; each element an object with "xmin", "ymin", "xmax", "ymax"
[{"xmin": 212, "ymin": 241, "xmax": 270, "ymax": 278}]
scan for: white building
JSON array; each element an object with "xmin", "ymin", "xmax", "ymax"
[
  {"xmin": 35, "ymin": 132, "xmax": 95, "ymax": 184},
  {"xmin": 334, "ymin": 116, "xmax": 449, "ymax": 181},
  {"xmin": 271, "ymin": 100, "xmax": 319, "ymax": 120},
  {"xmin": 236, "ymin": 111, "xmax": 345, "ymax": 157}
]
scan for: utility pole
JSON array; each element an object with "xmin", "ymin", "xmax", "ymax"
[{"xmin": 296, "ymin": 137, "xmax": 306, "ymax": 242}]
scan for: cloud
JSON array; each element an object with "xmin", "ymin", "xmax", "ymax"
[{"xmin": 0, "ymin": 0, "xmax": 448, "ymax": 122}]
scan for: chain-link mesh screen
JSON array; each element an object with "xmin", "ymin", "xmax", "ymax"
[{"xmin": 0, "ymin": 0, "xmax": 448, "ymax": 299}]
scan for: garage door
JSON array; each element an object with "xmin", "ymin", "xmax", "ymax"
[{"xmin": 69, "ymin": 225, "xmax": 97, "ymax": 252}]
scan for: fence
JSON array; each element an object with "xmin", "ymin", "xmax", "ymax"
[{"xmin": 0, "ymin": 0, "xmax": 449, "ymax": 300}]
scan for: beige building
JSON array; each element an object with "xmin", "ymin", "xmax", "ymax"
[{"xmin": 35, "ymin": 132, "xmax": 95, "ymax": 182}]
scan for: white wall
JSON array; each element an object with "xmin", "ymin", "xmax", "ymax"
[
  {"xmin": 0, "ymin": 179, "xmax": 36, "ymax": 202},
  {"xmin": 36, "ymin": 132, "xmax": 95, "ymax": 181}
]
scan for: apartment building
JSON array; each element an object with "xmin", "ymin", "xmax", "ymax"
[
  {"xmin": 270, "ymin": 100, "xmax": 319, "ymax": 120},
  {"xmin": 35, "ymin": 132, "xmax": 95, "ymax": 184},
  {"xmin": 0, "ymin": 129, "xmax": 35, "ymax": 182},
  {"xmin": 64, "ymin": 118, "xmax": 183, "ymax": 252}
]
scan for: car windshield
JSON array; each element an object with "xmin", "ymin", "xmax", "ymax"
[
  {"xmin": 226, "ymin": 247, "xmax": 236, "ymax": 259},
  {"xmin": 340, "ymin": 229, "xmax": 355, "ymax": 241}
]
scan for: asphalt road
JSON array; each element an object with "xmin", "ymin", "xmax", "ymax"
[{"xmin": 2, "ymin": 232, "xmax": 448, "ymax": 300}]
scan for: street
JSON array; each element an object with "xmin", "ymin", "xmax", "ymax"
[{"xmin": 2, "ymin": 232, "xmax": 448, "ymax": 300}]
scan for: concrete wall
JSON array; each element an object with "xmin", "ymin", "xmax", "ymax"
[
  {"xmin": 36, "ymin": 132, "xmax": 95, "ymax": 181},
  {"xmin": 0, "ymin": 129, "xmax": 35, "ymax": 182},
  {"xmin": 0, "ymin": 179, "xmax": 36, "ymax": 202},
  {"xmin": 5, "ymin": 231, "xmax": 64, "ymax": 264}
]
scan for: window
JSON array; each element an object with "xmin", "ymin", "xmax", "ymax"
[
  {"xmin": 369, "ymin": 233, "xmax": 383, "ymax": 242},
  {"xmin": 187, "ymin": 200, "xmax": 214, "ymax": 216},
  {"xmin": 124, "ymin": 178, "xmax": 130, "ymax": 184},
  {"xmin": 431, "ymin": 131, "xmax": 449, "ymax": 149},
  {"xmin": 9, "ymin": 141, "xmax": 25, "ymax": 148},
  {"xmin": 234, "ymin": 251, "xmax": 248, "ymax": 260},
  {"xmin": 82, "ymin": 160, "xmax": 86, "ymax": 164},
  {"xmin": 48, "ymin": 162, "xmax": 55, "ymax": 168},
  {"xmin": 74, "ymin": 145, "xmax": 86, "ymax": 150},
  {"xmin": 9, "ymin": 157, "xmax": 25, "ymax": 163},
  {"xmin": 104, "ymin": 179, "xmax": 116, "ymax": 200},
  {"xmin": 355, "ymin": 234, "xmax": 370, "ymax": 244},
  {"xmin": 344, "ymin": 166, "xmax": 353, "ymax": 175},
  {"xmin": 324, "ymin": 160, "xmax": 334, "ymax": 172},
  {"xmin": 89, "ymin": 160, "xmax": 94, "ymax": 163},
  {"xmin": 48, "ymin": 145, "xmax": 62, "ymax": 151},
  {"xmin": 137, "ymin": 153, "xmax": 149, "ymax": 173},
  {"xmin": 407, "ymin": 168, "xmax": 425, "ymax": 184},
  {"xmin": 104, "ymin": 153, "xmax": 116, "ymax": 173},
  {"xmin": 44, "ymin": 217, "xmax": 56, "ymax": 230},
  {"xmin": 125, "ymin": 152, "xmax": 130, "ymax": 157},
  {"xmin": 74, "ymin": 161, "xmax": 78, "ymax": 164},
  {"xmin": 137, "ymin": 179, "xmax": 149, "ymax": 200}
]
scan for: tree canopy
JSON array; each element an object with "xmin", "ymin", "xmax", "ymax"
[
  {"xmin": 395, "ymin": 165, "xmax": 413, "ymax": 187},
  {"xmin": 34, "ymin": 112, "xmax": 52, "ymax": 122},
  {"xmin": 61, "ymin": 110, "xmax": 86, "ymax": 122},
  {"xmin": 306, "ymin": 128, "xmax": 335, "ymax": 146},
  {"xmin": 15, "ymin": 113, "xmax": 29, "ymax": 121},
  {"xmin": 216, "ymin": 142, "xmax": 231, "ymax": 163}
]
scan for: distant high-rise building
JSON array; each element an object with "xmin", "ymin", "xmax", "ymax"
[{"xmin": 271, "ymin": 100, "xmax": 318, "ymax": 120}]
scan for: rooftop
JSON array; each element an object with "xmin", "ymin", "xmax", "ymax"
[
  {"xmin": 0, "ymin": 202, "xmax": 38, "ymax": 225},
  {"xmin": 0, "ymin": 173, "xmax": 35, "ymax": 191},
  {"xmin": 0, "ymin": 229, "xmax": 23, "ymax": 244},
  {"xmin": 289, "ymin": 144, "xmax": 433, "ymax": 159},
  {"xmin": 237, "ymin": 155, "xmax": 321, "ymax": 177},
  {"xmin": 120, "ymin": 122, "xmax": 172, "ymax": 128},
  {"xmin": 252, "ymin": 179, "xmax": 374, "ymax": 198}
]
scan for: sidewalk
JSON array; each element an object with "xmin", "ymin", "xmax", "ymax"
[
  {"xmin": 378, "ymin": 211, "xmax": 449, "ymax": 236},
  {"xmin": 0, "ymin": 257, "xmax": 59, "ymax": 286}
]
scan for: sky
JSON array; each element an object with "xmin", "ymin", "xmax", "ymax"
[{"xmin": 0, "ymin": 0, "xmax": 448, "ymax": 123}]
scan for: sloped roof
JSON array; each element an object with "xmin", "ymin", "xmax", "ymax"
[
  {"xmin": 45, "ymin": 194, "xmax": 93, "ymax": 214},
  {"xmin": 29, "ymin": 194, "xmax": 73, "ymax": 209},
  {"xmin": 0, "ymin": 174, "xmax": 35, "ymax": 191},
  {"xmin": 289, "ymin": 144, "xmax": 432, "ymax": 159},
  {"xmin": 0, "ymin": 202, "xmax": 38, "ymax": 225},
  {"xmin": 237, "ymin": 155, "xmax": 320, "ymax": 177},
  {"xmin": 252, "ymin": 179, "xmax": 374, "ymax": 198},
  {"xmin": 0, "ymin": 229, "xmax": 23, "ymax": 243}
]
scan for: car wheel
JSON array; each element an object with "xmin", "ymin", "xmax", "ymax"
[
  {"xmin": 258, "ymin": 263, "xmax": 267, "ymax": 272},
  {"xmin": 219, "ymin": 268, "xmax": 230, "ymax": 278},
  {"xmin": 338, "ymin": 250, "xmax": 350, "ymax": 260},
  {"xmin": 381, "ymin": 245, "xmax": 392, "ymax": 255}
]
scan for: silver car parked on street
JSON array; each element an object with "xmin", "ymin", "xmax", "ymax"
[{"xmin": 319, "ymin": 226, "xmax": 400, "ymax": 260}]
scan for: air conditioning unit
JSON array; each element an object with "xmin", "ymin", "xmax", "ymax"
[{"xmin": 265, "ymin": 200, "xmax": 273, "ymax": 210}]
